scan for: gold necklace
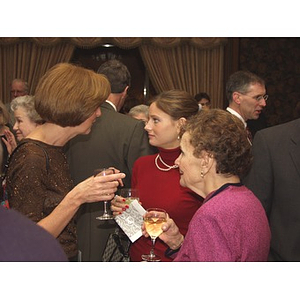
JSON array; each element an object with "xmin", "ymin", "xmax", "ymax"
[{"xmin": 155, "ymin": 154, "xmax": 179, "ymax": 172}]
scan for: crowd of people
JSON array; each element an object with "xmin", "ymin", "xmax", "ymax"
[{"xmin": 0, "ymin": 60, "xmax": 298, "ymax": 263}]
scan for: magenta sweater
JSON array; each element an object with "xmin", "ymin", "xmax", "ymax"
[{"xmin": 175, "ymin": 184, "xmax": 271, "ymax": 261}]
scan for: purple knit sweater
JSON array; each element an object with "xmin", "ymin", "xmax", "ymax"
[{"xmin": 174, "ymin": 184, "xmax": 271, "ymax": 262}]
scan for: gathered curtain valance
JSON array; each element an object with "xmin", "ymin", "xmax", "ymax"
[
  {"xmin": 0, "ymin": 37, "xmax": 228, "ymax": 50},
  {"xmin": 0, "ymin": 37, "xmax": 228, "ymax": 110}
]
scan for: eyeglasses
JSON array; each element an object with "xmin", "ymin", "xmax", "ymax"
[
  {"xmin": 239, "ymin": 92, "xmax": 269, "ymax": 102},
  {"xmin": 254, "ymin": 94, "xmax": 268, "ymax": 102}
]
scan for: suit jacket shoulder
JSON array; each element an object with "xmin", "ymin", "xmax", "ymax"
[
  {"xmin": 256, "ymin": 118, "xmax": 300, "ymax": 145},
  {"xmin": 66, "ymin": 102, "xmax": 156, "ymax": 187}
]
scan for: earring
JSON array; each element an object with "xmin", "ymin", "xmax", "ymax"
[
  {"xmin": 200, "ymin": 171, "xmax": 204, "ymax": 178},
  {"xmin": 177, "ymin": 136, "xmax": 180, "ymax": 140}
]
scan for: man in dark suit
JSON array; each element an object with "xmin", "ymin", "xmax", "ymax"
[
  {"xmin": 244, "ymin": 118, "xmax": 300, "ymax": 261},
  {"xmin": 66, "ymin": 59, "xmax": 156, "ymax": 261}
]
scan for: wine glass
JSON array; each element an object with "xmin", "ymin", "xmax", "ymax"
[
  {"xmin": 94, "ymin": 168, "xmax": 114, "ymax": 220},
  {"xmin": 119, "ymin": 188, "xmax": 139, "ymax": 205},
  {"xmin": 141, "ymin": 208, "xmax": 167, "ymax": 262}
]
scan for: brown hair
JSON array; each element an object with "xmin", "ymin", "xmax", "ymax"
[
  {"xmin": 35, "ymin": 63, "xmax": 111, "ymax": 127},
  {"xmin": 181, "ymin": 109, "xmax": 252, "ymax": 178},
  {"xmin": 150, "ymin": 89, "xmax": 199, "ymax": 120}
]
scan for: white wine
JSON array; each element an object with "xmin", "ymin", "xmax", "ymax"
[
  {"xmin": 141, "ymin": 208, "xmax": 167, "ymax": 262},
  {"xmin": 120, "ymin": 188, "xmax": 139, "ymax": 205},
  {"xmin": 125, "ymin": 197, "xmax": 139, "ymax": 205},
  {"xmin": 144, "ymin": 217, "xmax": 166, "ymax": 239}
]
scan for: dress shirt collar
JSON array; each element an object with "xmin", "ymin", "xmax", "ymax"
[
  {"xmin": 105, "ymin": 100, "xmax": 117, "ymax": 112},
  {"xmin": 226, "ymin": 107, "xmax": 247, "ymax": 128}
]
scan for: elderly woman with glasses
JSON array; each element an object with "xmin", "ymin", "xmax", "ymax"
[{"xmin": 155, "ymin": 109, "xmax": 271, "ymax": 261}]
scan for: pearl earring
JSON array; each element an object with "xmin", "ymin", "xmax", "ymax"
[{"xmin": 200, "ymin": 171, "xmax": 204, "ymax": 178}]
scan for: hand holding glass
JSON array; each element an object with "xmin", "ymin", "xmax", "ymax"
[
  {"xmin": 94, "ymin": 168, "xmax": 114, "ymax": 220},
  {"xmin": 142, "ymin": 208, "xmax": 167, "ymax": 262}
]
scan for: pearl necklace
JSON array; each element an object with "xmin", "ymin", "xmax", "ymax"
[{"xmin": 155, "ymin": 154, "xmax": 179, "ymax": 172}]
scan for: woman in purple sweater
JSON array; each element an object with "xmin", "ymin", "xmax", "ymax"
[{"xmin": 158, "ymin": 109, "xmax": 271, "ymax": 261}]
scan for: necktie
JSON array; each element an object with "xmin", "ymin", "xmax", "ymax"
[{"xmin": 246, "ymin": 126, "xmax": 253, "ymax": 144}]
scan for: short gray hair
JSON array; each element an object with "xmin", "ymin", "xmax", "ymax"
[
  {"xmin": 226, "ymin": 70, "xmax": 265, "ymax": 103},
  {"xmin": 11, "ymin": 95, "xmax": 44, "ymax": 124},
  {"xmin": 128, "ymin": 104, "xmax": 149, "ymax": 118}
]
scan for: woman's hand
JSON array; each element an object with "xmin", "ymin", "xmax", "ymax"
[
  {"xmin": 39, "ymin": 169, "xmax": 125, "ymax": 238},
  {"xmin": 105, "ymin": 167, "xmax": 125, "ymax": 188},
  {"xmin": 2, "ymin": 129, "xmax": 17, "ymax": 155},
  {"xmin": 158, "ymin": 216, "xmax": 184, "ymax": 250},
  {"xmin": 69, "ymin": 171, "xmax": 126, "ymax": 206},
  {"xmin": 110, "ymin": 195, "xmax": 129, "ymax": 216}
]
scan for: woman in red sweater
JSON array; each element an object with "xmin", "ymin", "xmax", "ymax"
[{"xmin": 112, "ymin": 89, "xmax": 203, "ymax": 261}]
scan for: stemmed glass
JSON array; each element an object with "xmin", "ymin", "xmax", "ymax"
[
  {"xmin": 94, "ymin": 168, "xmax": 114, "ymax": 221},
  {"xmin": 119, "ymin": 188, "xmax": 139, "ymax": 205},
  {"xmin": 141, "ymin": 208, "xmax": 167, "ymax": 262}
]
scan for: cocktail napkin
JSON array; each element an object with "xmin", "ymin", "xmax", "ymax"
[{"xmin": 115, "ymin": 200, "xmax": 146, "ymax": 242}]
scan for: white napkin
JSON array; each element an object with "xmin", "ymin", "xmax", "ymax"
[{"xmin": 114, "ymin": 200, "xmax": 146, "ymax": 243}]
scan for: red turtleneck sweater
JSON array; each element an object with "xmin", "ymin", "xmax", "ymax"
[{"xmin": 130, "ymin": 147, "xmax": 203, "ymax": 262}]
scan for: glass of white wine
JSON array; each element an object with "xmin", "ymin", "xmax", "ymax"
[
  {"xmin": 119, "ymin": 188, "xmax": 139, "ymax": 205},
  {"xmin": 141, "ymin": 208, "xmax": 167, "ymax": 262},
  {"xmin": 94, "ymin": 168, "xmax": 114, "ymax": 221}
]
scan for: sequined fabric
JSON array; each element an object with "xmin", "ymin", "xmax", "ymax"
[{"xmin": 6, "ymin": 139, "xmax": 77, "ymax": 259}]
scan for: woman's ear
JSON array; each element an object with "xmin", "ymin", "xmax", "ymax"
[
  {"xmin": 176, "ymin": 117, "xmax": 186, "ymax": 133},
  {"xmin": 200, "ymin": 151, "xmax": 214, "ymax": 176},
  {"xmin": 178, "ymin": 117, "xmax": 186, "ymax": 126},
  {"xmin": 200, "ymin": 151, "xmax": 210, "ymax": 168}
]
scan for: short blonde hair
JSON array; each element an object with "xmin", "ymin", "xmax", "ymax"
[{"xmin": 35, "ymin": 63, "xmax": 111, "ymax": 127}]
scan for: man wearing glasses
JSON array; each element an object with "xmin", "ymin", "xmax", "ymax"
[{"xmin": 225, "ymin": 70, "xmax": 268, "ymax": 143}]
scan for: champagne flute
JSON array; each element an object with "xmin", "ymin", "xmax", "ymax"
[
  {"xmin": 94, "ymin": 168, "xmax": 114, "ymax": 220},
  {"xmin": 119, "ymin": 188, "xmax": 139, "ymax": 205},
  {"xmin": 141, "ymin": 208, "xmax": 167, "ymax": 262}
]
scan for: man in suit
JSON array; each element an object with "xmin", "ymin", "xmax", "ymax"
[
  {"xmin": 225, "ymin": 70, "xmax": 268, "ymax": 142},
  {"xmin": 244, "ymin": 118, "xmax": 300, "ymax": 261},
  {"xmin": 66, "ymin": 59, "xmax": 156, "ymax": 261}
]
